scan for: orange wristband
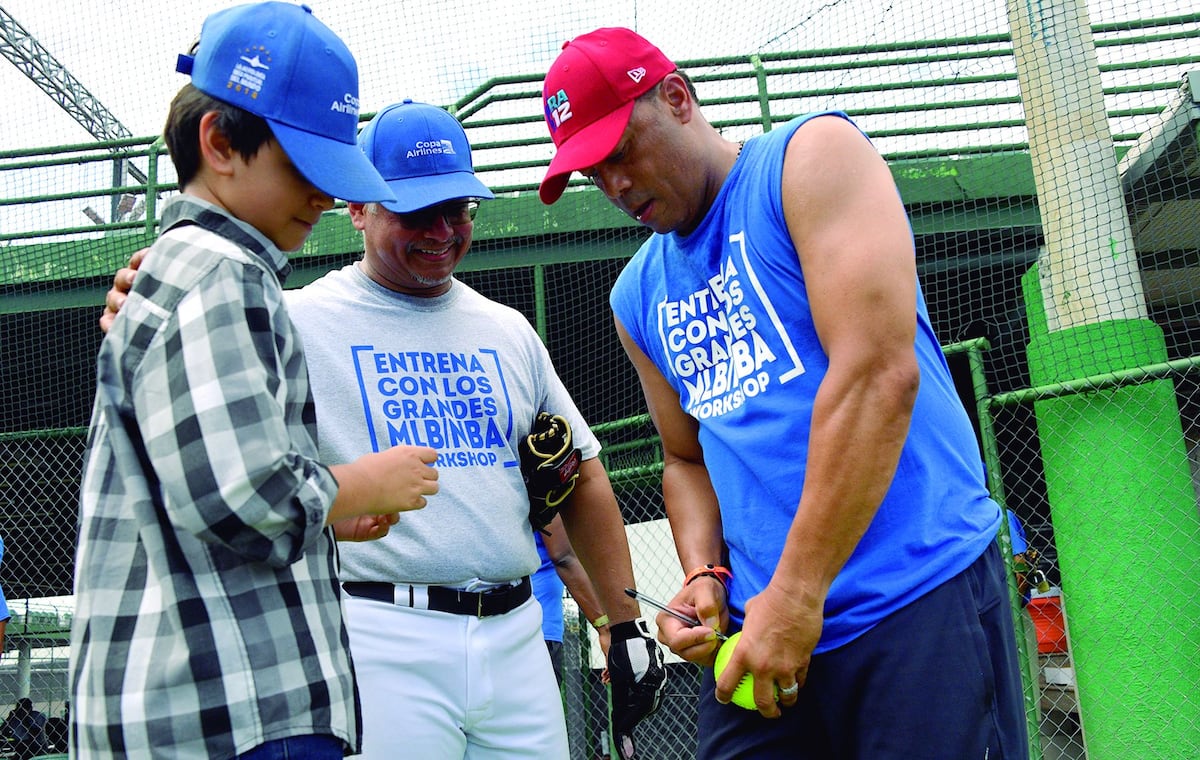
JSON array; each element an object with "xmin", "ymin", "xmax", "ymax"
[{"xmin": 684, "ymin": 563, "xmax": 732, "ymax": 588}]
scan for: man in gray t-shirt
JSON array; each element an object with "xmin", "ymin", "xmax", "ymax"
[{"xmin": 103, "ymin": 100, "xmax": 666, "ymax": 760}]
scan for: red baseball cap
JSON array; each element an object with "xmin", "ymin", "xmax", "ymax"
[{"xmin": 539, "ymin": 28, "xmax": 676, "ymax": 205}]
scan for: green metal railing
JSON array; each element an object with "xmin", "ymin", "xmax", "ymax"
[{"xmin": 3, "ymin": 13, "xmax": 1197, "ymax": 266}]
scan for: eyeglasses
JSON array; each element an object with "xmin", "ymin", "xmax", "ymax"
[{"xmin": 395, "ymin": 200, "xmax": 479, "ymax": 229}]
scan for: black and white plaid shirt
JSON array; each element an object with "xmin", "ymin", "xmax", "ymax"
[{"xmin": 70, "ymin": 196, "xmax": 359, "ymax": 758}]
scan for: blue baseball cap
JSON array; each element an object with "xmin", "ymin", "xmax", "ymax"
[
  {"xmin": 176, "ymin": 2, "xmax": 395, "ymax": 203},
  {"xmin": 357, "ymin": 99, "xmax": 494, "ymax": 214}
]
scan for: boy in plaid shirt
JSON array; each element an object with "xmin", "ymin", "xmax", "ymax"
[{"xmin": 69, "ymin": 4, "xmax": 438, "ymax": 757}]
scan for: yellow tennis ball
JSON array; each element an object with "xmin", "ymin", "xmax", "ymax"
[{"xmin": 713, "ymin": 631, "xmax": 776, "ymax": 710}]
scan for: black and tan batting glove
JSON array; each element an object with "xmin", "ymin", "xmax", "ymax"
[{"xmin": 608, "ymin": 618, "xmax": 666, "ymax": 759}]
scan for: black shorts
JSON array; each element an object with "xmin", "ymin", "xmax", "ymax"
[
  {"xmin": 545, "ymin": 638, "xmax": 564, "ymax": 685},
  {"xmin": 697, "ymin": 542, "xmax": 1029, "ymax": 760}
]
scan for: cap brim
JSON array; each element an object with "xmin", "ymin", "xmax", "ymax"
[
  {"xmin": 270, "ymin": 121, "xmax": 397, "ymax": 204},
  {"xmin": 539, "ymin": 100, "xmax": 636, "ymax": 205},
  {"xmin": 379, "ymin": 171, "xmax": 495, "ymax": 214}
]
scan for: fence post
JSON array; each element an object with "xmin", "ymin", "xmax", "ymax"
[
  {"xmin": 751, "ymin": 54, "xmax": 772, "ymax": 133},
  {"xmin": 960, "ymin": 339, "xmax": 1044, "ymax": 760}
]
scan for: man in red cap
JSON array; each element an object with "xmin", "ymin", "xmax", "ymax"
[{"xmin": 540, "ymin": 27, "xmax": 1029, "ymax": 760}]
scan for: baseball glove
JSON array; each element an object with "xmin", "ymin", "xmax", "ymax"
[{"xmin": 519, "ymin": 412, "xmax": 583, "ymax": 534}]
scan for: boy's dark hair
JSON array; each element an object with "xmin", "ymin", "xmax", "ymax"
[{"xmin": 163, "ymin": 83, "xmax": 274, "ymax": 189}]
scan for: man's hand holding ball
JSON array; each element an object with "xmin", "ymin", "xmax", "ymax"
[{"xmin": 713, "ymin": 631, "xmax": 801, "ymax": 714}]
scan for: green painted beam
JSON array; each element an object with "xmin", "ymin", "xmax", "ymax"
[{"xmin": 893, "ymin": 152, "xmax": 1036, "ymax": 203}]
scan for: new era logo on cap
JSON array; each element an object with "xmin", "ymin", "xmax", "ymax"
[
  {"xmin": 177, "ymin": 1, "xmax": 393, "ymax": 203},
  {"xmin": 538, "ymin": 28, "xmax": 675, "ymax": 204}
]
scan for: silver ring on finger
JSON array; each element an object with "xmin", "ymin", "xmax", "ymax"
[{"xmin": 778, "ymin": 682, "xmax": 800, "ymax": 697}]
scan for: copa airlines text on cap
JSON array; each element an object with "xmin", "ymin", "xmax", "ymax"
[
  {"xmin": 331, "ymin": 92, "xmax": 359, "ymax": 115},
  {"xmin": 408, "ymin": 140, "xmax": 456, "ymax": 158}
]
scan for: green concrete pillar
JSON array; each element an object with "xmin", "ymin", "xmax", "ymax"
[{"xmin": 1023, "ymin": 270, "xmax": 1200, "ymax": 758}]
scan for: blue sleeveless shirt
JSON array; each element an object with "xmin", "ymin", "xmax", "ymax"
[{"xmin": 610, "ymin": 113, "xmax": 1001, "ymax": 652}]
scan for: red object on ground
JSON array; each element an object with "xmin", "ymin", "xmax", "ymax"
[{"xmin": 1028, "ymin": 594, "xmax": 1068, "ymax": 654}]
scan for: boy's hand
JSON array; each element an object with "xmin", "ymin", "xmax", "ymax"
[
  {"xmin": 330, "ymin": 445, "xmax": 439, "ymax": 522},
  {"xmin": 99, "ymin": 248, "xmax": 147, "ymax": 334},
  {"xmin": 332, "ymin": 513, "xmax": 400, "ymax": 541},
  {"xmin": 371, "ymin": 444, "xmax": 439, "ymax": 512}
]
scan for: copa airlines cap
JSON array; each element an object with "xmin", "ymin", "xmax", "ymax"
[
  {"xmin": 358, "ymin": 99, "xmax": 495, "ymax": 213},
  {"xmin": 539, "ymin": 27, "xmax": 675, "ymax": 205},
  {"xmin": 176, "ymin": 1, "xmax": 394, "ymax": 203}
]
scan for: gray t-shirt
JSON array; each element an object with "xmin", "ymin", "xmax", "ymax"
[{"xmin": 287, "ymin": 265, "xmax": 599, "ymax": 585}]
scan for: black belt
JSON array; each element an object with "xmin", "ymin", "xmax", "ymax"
[{"xmin": 342, "ymin": 576, "xmax": 531, "ymax": 618}]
